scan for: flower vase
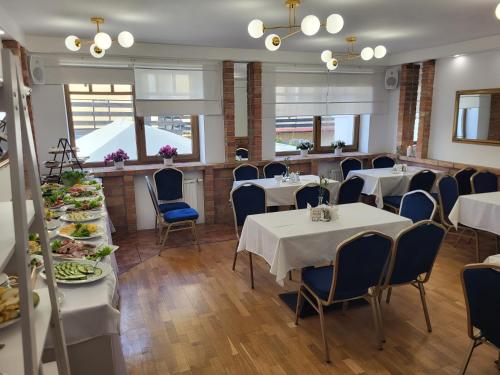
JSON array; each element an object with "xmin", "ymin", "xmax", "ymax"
[
  {"xmin": 334, "ymin": 148, "xmax": 342, "ymax": 156},
  {"xmin": 114, "ymin": 160, "xmax": 124, "ymax": 170},
  {"xmin": 163, "ymin": 158, "xmax": 173, "ymax": 166},
  {"xmin": 300, "ymin": 149, "xmax": 308, "ymax": 157}
]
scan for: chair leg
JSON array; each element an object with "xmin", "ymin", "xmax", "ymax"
[
  {"xmin": 232, "ymin": 241, "xmax": 239, "ymax": 271},
  {"xmin": 459, "ymin": 340, "xmax": 478, "ymax": 375},
  {"xmin": 295, "ymin": 284, "xmax": 304, "ymax": 325},
  {"xmin": 191, "ymin": 221, "xmax": 200, "ymax": 251},
  {"xmin": 374, "ymin": 294, "xmax": 386, "ymax": 343},
  {"xmin": 473, "ymin": 230, "xmax": 480, "ymax": 262},
  {"xmin": 288, "ymin": 271, "xmax": 293, "ymax": 281},
  {"xmin": 249, "ymin": 252, "xmax": 255, "ymax": 289},
  {"xmin": 370, "ymin": 297, "xmax": 383, "ymax": 350},
  {"xmin": 317, "ymin": 301, "xmax": 330, "ymax": 363},
  {"xmin": 385, "ymin": 287, "xmax": 392, "ymax": 304},
  {"xmin": 161, "ymin": 224, "xmax": 171, "ymax": 247},
  {"xmin": 418, "ymin": 283, "xmax": 432, "ymax": 332}
]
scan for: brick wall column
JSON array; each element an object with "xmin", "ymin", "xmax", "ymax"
[
  {"xmin": 397, "ymin": 63, "xmax": 420, "ymax": 152},
  {"xmin": 123, "ymin": 175, "xmax": 137, "ymax": 232},
  {"xmin": 416, "ymin": 60, "xmax": 435, "ymax": 159},
  {"xmin": 222, "ymin": 61, "xmax": 236, "ymax": 162},
  {"xmin": 247, "ymin": 62, "xmax": 262, "ymax": 161},
  {"xmin": 203, "ymin": 167, "xmax": 215, "ymax": 224}
]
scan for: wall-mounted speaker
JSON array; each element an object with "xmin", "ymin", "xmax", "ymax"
[
  {"xmin": 29, "ymin": 56, "xmax": 45, "ymax": 85},
  {"xmin": 385, "ymin": 68, "xmax": 399, "ymax": 90}
]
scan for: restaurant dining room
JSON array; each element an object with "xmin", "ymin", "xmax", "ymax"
[{"xmin": 1, "ymin": 0, "xmax": 500, "ymax": 374}]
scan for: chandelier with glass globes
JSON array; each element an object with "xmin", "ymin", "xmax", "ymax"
[
  {"xmin": 65, "ymin": 17, "xmax": 134, "ymax": 58},
  {"xmin": 248, "ymin": 0, "xmax": 344, "ymax": 51}
]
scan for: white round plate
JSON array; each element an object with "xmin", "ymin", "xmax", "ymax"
[
  {"xmin": 60, "ymin": 212, "xmax": 103, "ymax": 223},
  {"xmin": 41, "ymin": 260, "xmax": 112, "ymax": 285},
  {"xmin": 58, "ymin": 231, "xmax": 104, "ymax": 240},
  {"xmin": 46, "ymin": 219, "xmax": 61, "ymax": 230}
]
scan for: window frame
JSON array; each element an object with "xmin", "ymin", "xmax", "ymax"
[
  {"xmin": 64, "ymin": 84, "xmax": 200, "ymax": 167},
  {"xmin": 275, "ymin": 115, "xmax": 360, "ymax": 156}
]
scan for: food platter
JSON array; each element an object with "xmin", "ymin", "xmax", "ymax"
[
  {"xmin": 57, "ymin": 223, "xmax": 104, "ymax": 240},
  {"xmin": 41, "ymin": 259, "xmax": 112, "ymax": 285},
  {"xmin": 51, "ymin": 239, "xmax": 117, "ymax": 260},
  {"xmin": 60, "ymin": 211, "xmax": 103, "ymax": 223},
  {"xmin": 0, "ymin": 289, "xmax": 40, "ymax": 330}
]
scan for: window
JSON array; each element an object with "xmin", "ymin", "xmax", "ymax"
[
  {"xmin": 275, "ymin": 115, "xmax": 360, "ymax": 155},
  {"xmin": 65, "ymin": 84, "xmax": 200, "ymax": 165}
]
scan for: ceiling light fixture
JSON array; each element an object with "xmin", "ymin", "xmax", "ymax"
[
  {"xmin": 0, "ymin": 29, "xmax": 5, "ymax": 36},
  {"xmin": 247, "ymin": 0, "xmax": 344, "ymax": 51},
  {"xmin": 321, "ymin": 37, "xmax": 387, "ymax": 70},
  {"xmin": 496, "ymin": 3, "xmax": 500, "ymax": 19},
  {"xmin": 65, "ymin": 17, "xmax": 134, "ymax": 58}
]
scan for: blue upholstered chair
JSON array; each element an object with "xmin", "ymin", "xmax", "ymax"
[
  {"xmin": 294, "ymin": 183, "xmax": 330, "ymax": 209},
  {"xmin": 233, "ymin": 163, "xmax": 259, "ymax": 181},
  {"xmin": 383, "ymin": 169, "xmax": 437, "ymax": 210},
  {"xmin": 295, "ymin": 231, "xmax": 393, "ymax": 362},
  {"xmin": 263, "ymin": 162, "xmax": 287, "ymax": 179},
  {"xmin": 235, "ymin": 148, "xmax": 249, "ymax": 160},
  {"xmin": 459, "ymin": 263, "xmax": 500, "ymax": 375},
  {"xmin": 145, "ymin": 175, "xmax": 199, "ymax": 250},
  {"xmin": 337, "ymin": 176, "xmax": 364, "ymax": 204},
  {"xmin": 153, "ymin": 167, "xmax": 191, "ymax": 213},
  {"xmin": 399, "ymin": 190, "xmax": 437, "ymax": 223},
  {"xmin": 372, "ymin": 155, "xmax": 395, "ymax": 169},
  {"xmin": 231, "ymin": 183, "xmax": 267, "ymax": 288},
  {"xmin": 340, "ymin": 157, "xmax": 362, "ymax": 180},
  {"xmin": 382, "ymin": 221, "xmax": 445, "ymax": 333},
  {"xmin": 455, "ymin": 167, "xmax": 476, "ymax": 196},
  {"xmin": 471, "ymin": 170, "xmax": 498, "ymax": 194}
]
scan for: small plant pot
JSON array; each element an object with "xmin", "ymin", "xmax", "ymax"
[
  {"xmin": 114, "ymin": 160, "xmax": 125, "ymax": 170},
  {"xmin": 300, "ymin": 149, "xmax": 309, "ymax": 157},
  {"xmin": 334, "ymin": 148, "xmax": 342, "ymax": 156},
  {"xmin": 163, "ymin": 158, "xmax": 173, "ymax": 166}
]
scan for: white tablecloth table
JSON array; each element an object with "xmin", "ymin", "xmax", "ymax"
[
  {"xmin": 237, "ymin": 202, "xmax": 412, "ymax": 284},
  {"xmin": 347, "ymin": 166, "xmax": 443, "ymax": 208},
  {"xmin": 449, "ymin": 192, "xmax": 500, "ymax": 236},
  {"xmin": 232, "ymin": 175, "xmax": 340, "ymax": 206}
]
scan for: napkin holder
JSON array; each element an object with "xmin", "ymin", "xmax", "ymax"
[{"xmin": 309, "ymin": 204, "xmax": 339, "ymax": 222}]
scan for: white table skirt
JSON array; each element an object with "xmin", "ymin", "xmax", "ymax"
[
  {"xmin": 237, "ymin": 203, "xmax": 412, "ymax": 284},
  {"xmin": 232, "ymin": 175, "xmax": 340, "ymax": 206},
  {"xmin": 449, "ymin": 192, "xmax": 500, "ymax": 236},
  {"xmin": 347, "ymin": 166, "xmax": 442, "ymax": 208}
]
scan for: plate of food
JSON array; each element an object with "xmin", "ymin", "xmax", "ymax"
[
  {"xmin": 72, "ymin": 180, "xmax": 102, "ymax": 191},
  {"xmin": 44, "ymin": 193, "xmax": 65, "ymax": 209},
  {"xmin": 41, "ymin": 260, "xmax": 112, "ymax": 284},
  {"xmin": 60, "ymin": 211, "xmax": 103, "ymax": 223},
  {"xmin": 28, "ymin": 233, "xmax": 41, "ymax": 254},
  {"xmin": 67, "ymin": 187, "xmax": 100, "ymax": 198},
  {"xmin": 30, "ymin": 255, "xmax": 44, "ymax": 271},
  {"xmin": 58, "ymin": 223, "xmax": 103, "ymax": 240},
  {"xmin": 50, "ymin": 239, "xmax": 110, "ymax": 260},
  {"xmin": 0, "ymin": 288, "xmax": 40, "ymax": 329},
  {"xmin": 65, "ymin": 197, "xmax": 103, "ymax": 211}
]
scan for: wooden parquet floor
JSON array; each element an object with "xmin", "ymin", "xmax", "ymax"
[{"xmin": 115, "ymin": 225, "xmax": 499, "ymax": 375}]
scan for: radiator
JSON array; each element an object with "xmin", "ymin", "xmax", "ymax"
[{"xmin": 184, "ymin": 179, "xmax": 201, "ymax": 221}]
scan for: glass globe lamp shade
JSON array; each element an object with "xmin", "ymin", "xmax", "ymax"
[
  {"xmin": 326, "ymin": 58, "xmax": 339, "ymax": 71},
  {"xmin": 326, "ymin": 14, "xmax": 344, "ymax": 34},
  {"xmin": 360, "ymin": 47, "xmax": 374, "ymax": 61},
  {"xmin": 248, "ymin": 19, "xmax": 264, "ymax": 39},
  {"xmin": 65, "ymin": 35, "xmax": 81, "ymax": 52},
  {"xmin": 265, "ymin": 34, "xmax": 281, "ymax": 51},
  {"xmin": 374, "ymin": 45, "xmax": 387, "ymax": 59},
  {"xmin": 118, "ymin": 31, "xmax": 135, "ymax": 48},
  {"xmin": 90, "ymin": 44, "xmax": 105, "ymax": 58},
  {"xmin": 496, "ymin": 3, "xmax": 500, "ymax": 20},
  {"xmin": 301, "ymin": 15, "xmax": 321, "ymax": 36},
  {"xmin": 321, "ymin": 50, "xmax": 333, "ymax": 63},
  {"xmin": 94, "ymin": 32, "xmax": 112, "ymax": 50}
]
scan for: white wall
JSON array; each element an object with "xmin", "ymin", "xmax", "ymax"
[
  {"xmin": 0, "ymin": 164, "xmax": 11, "ymax": 201},
  {"xmin": 428, "ymin": 50, "xmax": 500, "ymax": 167}
]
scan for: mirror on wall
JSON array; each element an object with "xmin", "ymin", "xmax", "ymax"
[
  {"xmin": 453, "ymin": 89, "xmax": 500, "ymax": 145},
  {"xmin": 234, "ymin": 63, "xmax": 249, "ymax": 160},
  {"xmin": 0, "ymin": 112, "xmax": 8, "ymax": 167}
]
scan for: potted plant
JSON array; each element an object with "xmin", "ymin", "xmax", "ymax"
[
  {"xmin": 104, "ymin": 149, "xmax": 129, "ymax": 170},
  {"xmin": 333, "ymin": 140, "xmax": 346, "ymax": 156},
  {"xmin": 297, "ymin": 141, "xmax": 313, "ymax": 157},
  {"xmin": 158, "ymin": 145, "xmax": 178, "ymax": 165}
]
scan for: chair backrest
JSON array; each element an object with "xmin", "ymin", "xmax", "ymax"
[
  {"xmin": 337, "ymin": 176, "xmax": 364, "ymax": 205},
  {"xmin": 386, "ymin": 221, "xmax": 445, "ymax": 286},
  {"xmin": 471, "ymin": 170, "xmax": 498, "ymax": 194},
  {"xmin": 399, "ymin": 190, "xmax": 437, "ymax": 223},
  {"xmin": 153, "ymin": 167, "xmax": 184, "ymax": 201},
  {"xmin": 263, "ymin": 162, "xmax": 287, "ymax": 179},
  {"xmin": 145, "ymin": 176, "xmax": 161, "ymax": 216},
  {"xmin": 230, "ymin": 183, "xmax": 266, "ymax": 236},
  {"xmin": 233, "ymin": 164, "xmax": 259, "ymax": 181},
  {"xmin": 437, "ymin": 175, "xmax": 459, "ymax": 225},
  {"xmin": 340, "ymin": 157, "xmax": 362, "ymax": 180},
  {"xmin": 294, "ymin": 183, "xmax": 330, "ymax": 209},
  {"xmin": 372, "ymin": 155, "xmax": 395, "ymax": 169},
  {"xmin": 235, "ymin": 148, "xmax": 249, "ymax": 159},
  {"xmin": 461, "ymin": 264, "xmax": 500, "ymax": 346},
  {"xmin": 408, "ymin": 169, "xmax": 436, "ymax": 192},
  {"xmin": 454, "ymin": 167, "xmax": 476, "ymax": 195},
  {"xmin": 327, "ymin": 231, "xmax": 393, "ymax": 303}
]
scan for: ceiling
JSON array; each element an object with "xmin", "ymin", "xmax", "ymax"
[{"xmin": 2, "ymin": 0, "xmax": 500, "ymax": 55}]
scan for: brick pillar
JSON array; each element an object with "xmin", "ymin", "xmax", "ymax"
[
  {"xmin": 416, "ymin": 60, "xmax": 435, "ymax": 159},
  {"xmin": 203, "ymin": 167, "xmax": 215, "ymax": 224},
  {"xmin": 123, "ymin": 175, "xmax": 137, "ymax": 232},
  {"xmin": 488, "ymin": 93, "xmax": 500, "ymax": 141},
  {"xmin": 222, "ymin": 61, "xmax": 236, "ymax": 162},
  {"xmin": 397, "ymin": 63, "xmax": 420, "ymax": 152},
  {"xmin": 247, "ymin": 62, "xmax": 262, "ymax": 161}
]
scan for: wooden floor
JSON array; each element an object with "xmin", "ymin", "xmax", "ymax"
[{"xmin": 115, "ymin": 225, "xmax": 499, "ymax": 375}]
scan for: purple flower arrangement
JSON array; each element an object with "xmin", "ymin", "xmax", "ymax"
[
  {"xmin": 104, "ymin": 149, "xmax": 130, "ymax": 165},
  {"xmin": 158, "ymin": 145, "xmax": 178, "ymax": 159}
]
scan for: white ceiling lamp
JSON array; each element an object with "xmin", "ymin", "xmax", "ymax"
[
  {"xmin": 65, "ymin": 17, "xmax": 135, "ymax": 58},
  {"xmin": 246, "ymin": 0, "xmax": 344, "ymax": 51},
  {"xmin": 319, "ymin": 37, "xmax": 387, "ymax": 70},
  {"xmin": 0, "ymin": 29, "xmax": 5, "ymax": 36},
  {"xmin": 496, "ymin": 3, "xmax": 500, "ymax": 19}
]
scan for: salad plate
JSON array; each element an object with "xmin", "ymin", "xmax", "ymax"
[
  {"xmin": 50, "ymin": 239, "xmax": 117, "ymax": 260},
  {"xmin": 0, "ymin": 289, "xmax": 40, "ymax": 330},
  {"xmin": 58, "ymin": 223, "xmax": 104, "ymax": 240},
  {"xmin": 60, "ymin": 211, "xmax": 103, "ymax": 223},
  {"xmin": 41, "ymin": 259, "xmax": 112, "ymax": 284}
]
